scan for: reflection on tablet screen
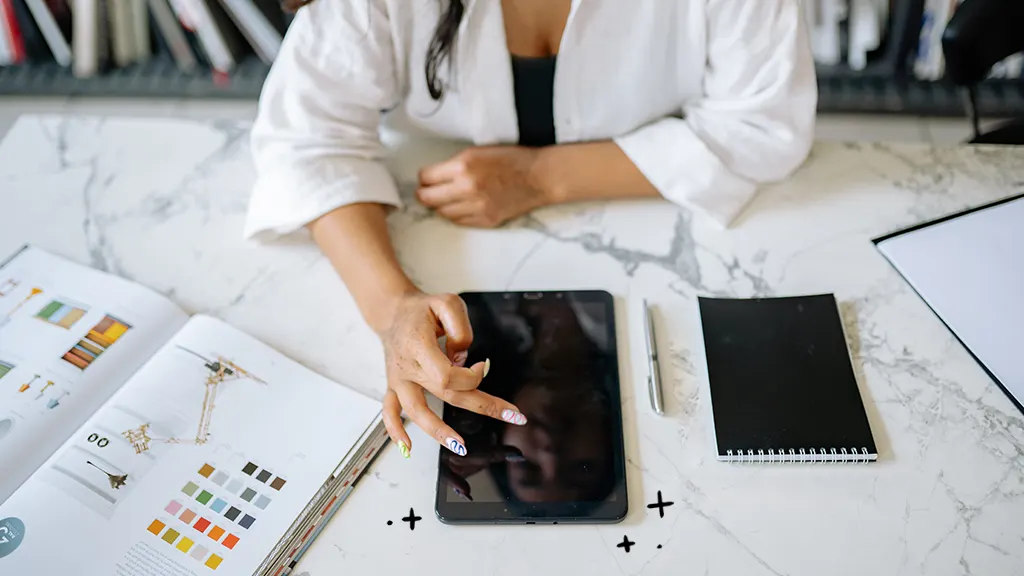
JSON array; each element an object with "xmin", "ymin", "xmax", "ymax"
[{"xmin": 443, "ymin": 293, "xmax": 620, "ymax": 510}]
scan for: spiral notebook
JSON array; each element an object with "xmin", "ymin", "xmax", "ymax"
[{"xmin": 698, "ymin": 294, "xmax": 877, "ymax": 463}]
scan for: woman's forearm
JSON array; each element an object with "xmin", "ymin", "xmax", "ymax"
[
  {"xmin": 533, "ymin": 141, "xmax": 661, "ymax": 204},
  {"xmin": 309, "ymin": 203, "xmax": 418, "ymax": 333}
]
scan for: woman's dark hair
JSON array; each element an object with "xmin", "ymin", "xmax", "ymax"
[
  {"xmin": 424, "ymin": 0, "xmax": 465, "ymax": 100},
  {"xmin": 281, "ymin": 0, "xmax": 465, "ymax": 101}
]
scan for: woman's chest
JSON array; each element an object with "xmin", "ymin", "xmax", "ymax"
[{"xmin": 388, "ymin": 0, "xmax": 705, "ymax": 145}]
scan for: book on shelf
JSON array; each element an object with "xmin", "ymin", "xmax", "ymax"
[
  {"xmin": 1, "ymin": 0, "xmax": 286, "ymax": 74},
  {"xmin": 1, "ymin": 0, "xmax": 1021, "ymax": 82},
  {"xmin": 0, "ymin": 245, "xmax": 389, "ymax": 575}
]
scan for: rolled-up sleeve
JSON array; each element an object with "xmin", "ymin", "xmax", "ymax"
[
  {"xmin": 245, "ymin": 0, "xmax": 401, "ymax": 240},
  {"xmin": 614, "ymin": 0, "xmax": 817, "ymax": 227}
]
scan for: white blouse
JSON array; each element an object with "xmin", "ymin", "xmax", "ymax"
[{"xmin": 245, "ymin": 0, "xmax": 817, "ymax": 239}]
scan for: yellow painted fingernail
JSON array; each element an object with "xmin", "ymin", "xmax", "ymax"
[
  {"xmin": 398, "ymin": 440, "xmax": 410, "ymax": 459},
  {"xmin": 483, "ymin": 358, "xmax": 491, "ymax": 378}
]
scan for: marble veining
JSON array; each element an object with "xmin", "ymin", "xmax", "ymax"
[{"xmin": 2, "ymin": 115, "xmax": 1024, "ymax": 576}]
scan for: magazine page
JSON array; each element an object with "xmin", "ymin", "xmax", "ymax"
[
  {"xmin": 0, "ymin": 314, "xmax": 382, "ymax": 575},
  {"xmin": 0, "ymin": 246, "xmax": 189, "ymax": 501}
]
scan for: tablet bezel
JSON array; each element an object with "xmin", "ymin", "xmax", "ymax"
[{"xmin": 434, "ymin": 290, "xmax": 628, "ymax": 524}]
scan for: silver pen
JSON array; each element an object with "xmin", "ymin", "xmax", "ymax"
[{"xmin": 643, "ymin": 299, "xmax": 665, "ymax": 415}]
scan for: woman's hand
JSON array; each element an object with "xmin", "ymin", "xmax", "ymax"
[
  {"xmin": 416, "ymin": 146, "xmax": 553, "ymax": 228},
  {"xmin": 378, "ymin": 292, "xmax": 528, "ymax": 458}
]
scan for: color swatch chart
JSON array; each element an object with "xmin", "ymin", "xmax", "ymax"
[
  {"xmin": 62, "ymin": 315, "xmax": 131, "ymax": 370},
  {"xmin": 35, "ymin": 299, "xmax": 88, "ymax": 329},
  {"xmin": 146, "ymin": 460, "xmax": 286, "ymax": 570}
]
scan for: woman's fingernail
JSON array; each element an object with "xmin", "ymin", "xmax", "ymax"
[
  {"xmin": 398, "ymin": 440, "xmax": 410, "ymax": 459},
  {"xmin": 453, "ymin": 488, "xmax": 473, "ymax": 501},
  {"xmin": 483, "ymin": 358, "xmax": 491, "ymax": 378},
  {"xmin": 505, "ymin": 454, "xmax": 526, "ymax": 463},
  {"xmin": 500, "ymin": 409, "xmax": 527, "ymax": 425},
  {"xmin": 452, "ymin": 350, "xmax": 467, "ymax": 367},
  {"xmin": 445, "ymin": 437, "xmax": 467, "ymax": 456}
]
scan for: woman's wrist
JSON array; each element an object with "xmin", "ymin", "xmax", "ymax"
[
  {"xmin": 366, "ymin": 282, "xmax": 420, "ymax": 336},
  {"xmin": 529, "ymin": 146, "xmax": 568, "ymax": 206}
]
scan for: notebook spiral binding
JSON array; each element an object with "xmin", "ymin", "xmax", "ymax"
[{"xmin": 724, "ymin": 447, "xmax": 873, "ymax": 463}]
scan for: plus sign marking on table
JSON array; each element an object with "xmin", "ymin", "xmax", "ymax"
[
  {"xmin": 646, "ymin": 490, "xmax": 675, "ymax": 518},
  {"xmin": 616, "ymin": 535, "xmax": 635, "ymax": 553},
  {"xmin": 402, "ymin": 508, "xmax": 422, "ymax": 530}
]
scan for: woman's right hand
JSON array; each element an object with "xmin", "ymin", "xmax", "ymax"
[{"xmin": 377, "ymin": 292, "xmax": 527, "ymax": 459}]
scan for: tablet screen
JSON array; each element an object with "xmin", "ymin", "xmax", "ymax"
[{"xmin": 437, "ymin": 291, "xmax": 627, "ymax": 523}]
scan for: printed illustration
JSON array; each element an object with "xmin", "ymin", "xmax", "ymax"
[
  {"xmin": 40, "ymin": 405, "xmax": 161, "ymax": 519},
  {"xmin": 46, "ymin": 390, "xmax": 71, "ymax": 410},
  {"xmin": 0, "ymin": 417, "xmax": 13, "ymax": 442},
  {"xmin": 0, "ymin": 287, "xmax": 43, "ymax": 329},
  {"xmin": 35, "ymin": 298, "xmax": 89, "ymax": 330},
  {"xmin": 33, "ymin": 379, "xmax": 55, "ymax": 400},
  {"xmin": 142, "ymin": 452, "xmax": 288, "ymax": 573},
  {"xmin": 0, "ymin": 361, "xmax": 12, "ymax": 380},
  {"xmin": 61, "ymin": 315, "xmax": 132, "ymax": 370},
  {"xmin": 122, "ymin": 347, "xmax": 266, "ymax": 454},
  {"xmin": 86, "ymin": 460, "xmax": 129, "ymax": 489},
  {"xmin": 17, "ymin": 374, "xmax": 39, "ymax": 393}
]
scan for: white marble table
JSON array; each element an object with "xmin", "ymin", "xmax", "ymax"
[{"xmin": 2, "ymin": 115, "xmax": 1024, "ymax": 576}]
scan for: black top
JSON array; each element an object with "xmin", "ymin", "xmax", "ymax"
[
  {"xmin": 698, "ymin": 294, "xmax": 877, "ymax": 460},
  {"xmin": 510, "ymin": 55, "xmax": 557, "ymax": 147}
]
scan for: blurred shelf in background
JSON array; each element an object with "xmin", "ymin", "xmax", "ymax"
[
  {"xmin": 0, "ymin": 0, "xmax": 1021, "ymax": 118},
  {"xmin": 3, "ymin": 58, "xmax": 1022, "ymax": 117}
]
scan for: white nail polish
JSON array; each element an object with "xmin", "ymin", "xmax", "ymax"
[
  {"xmin": 445, "ymin": 437, "xmax": 467, "ymax": 456},
  {"xmin": 483, "ymin": 358, "xmax": 491, "ymax": 378},
  {"xmin": 500, "ymin": 409, "xmax": 527, "ymax": 425}
]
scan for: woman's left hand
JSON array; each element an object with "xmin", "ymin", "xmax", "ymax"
[{"xmin": 416, "ymin": 146, "xmax": 553, "ymax": 228}]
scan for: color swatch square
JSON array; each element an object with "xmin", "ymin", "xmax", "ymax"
[
  {"xmin": 242, "ymin": 462, "xmax": 257, "ymax": 476},
  {"xmin": 255, "ymin": 470, "xmax": 272, "ymax": 483},
  {"xmin": 208, "ymin": 526, "xmax": 225, "ymax": 541},
  {"xmin": 225, "ymin": 479, "xmax": 243, "ymax": 494},
  {"xmin": 239, "ymin": 514, "xmax": 255, "ymax": 529},
  {"xmin": 210, "ymin": 498, "xmax": 227, "ymax": 513},
  {"xmin": 224, "ymin": 506, "xmax": 241, "ymax": 521},
  {"xmin": 197, "ymin": 490, "xmax": 213, "ymax": 504},
  {"xmin": 270, "ymin": 477, "xmax": 286, "ymax": 491},
  {"xmin": 162, "ymin": 528, "xmax": 180, "ymax": 545},
  {"xmin": 189, "ymin": 544, "xmax": 208, "ymax": 561},
  {"xmin": 222, "ymin": 534, "xmax": 239, "ymax": 550},
  {"xmin": 205, "ymin": 554, "xmax": 223, "ymax": 570},
  {"xmin": 255, "ymin": 495, "xmax": 271, "ymax": 510},
  {"xmin": 194, "ymin": 517, "xmax": 211, "ymax": 533},
  {"xmin": 147, "ymin": 520, "xmax": 166, "ymax": 536},
  {"xmin": 176, "ymin": 537, "xmax": 194, "ymax": 553},
  {"xmin": 182, "ymin": 481, "xmax": 199, "ymax": 496},
  {"xmin": 240, "ymin": 488, "xmax": 256, "ymax": 502},
  {"xmin": 198, "ymin": 463, "xmax": 215, "ymax": 478},
  {"xmin": 179, "ymin": 509, "xmax": 197, "ymax": 524},
  {"xmin": 211, "ymin": 471, "xmax": 228, "ymax": 486},
  {"xmin": 165, "ymin": 500, "xmax": 183, "ymax": 515}
]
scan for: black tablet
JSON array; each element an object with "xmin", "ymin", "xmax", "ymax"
[{"xmin": 435, "ymin": 290, "xmax": 627, "ymax": 524}]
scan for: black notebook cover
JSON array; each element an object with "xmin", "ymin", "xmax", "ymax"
[{"xmin": 698, "ymin": 294, "xmax": 877, "ymax": 463}]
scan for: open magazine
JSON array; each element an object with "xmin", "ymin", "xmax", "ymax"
[{"xmin": 0, "ymin": 246, "xmax": 388, "ymax": 575}]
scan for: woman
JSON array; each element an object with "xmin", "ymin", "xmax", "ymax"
[{"xmin": 246, "ymin": 0, "xmax": 816, "ymax": 458}]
